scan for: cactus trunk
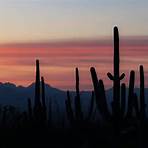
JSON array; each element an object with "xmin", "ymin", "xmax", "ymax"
[
  {"xmin": 35, "ymin": 59, "xmax": 41, "ymax": 108},
  {"xmin": 75, "ymin": 68, "xmax": 83, "ymax": 121},
  {"xmin": 90, "ymin": 67, "xmax": 110, "ymax": 120},
  {"xmin": 126, "ymin": 70, "xmax": 135, "ymax": 118},
  {"xmin": 139, "ymin": 65, "xmax": 145, "ymax": 120}
]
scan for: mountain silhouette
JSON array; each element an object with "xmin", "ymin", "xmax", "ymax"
[
  {"xmin": 0, "ymin": 82, "xmax": 147, "ymax": 115},
  {"xmin": 0, "ymin": 82, "xmax": 64, "ymax": 109}
]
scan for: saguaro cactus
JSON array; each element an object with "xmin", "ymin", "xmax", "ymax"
[
  {"xmin": 138, "ymin": 65, "xmax": 146, "ymax": 148},
  {"xmin": 65, "ymin": 68, "xmax": 94, "ymax": 126},
  {"xmin": 107, "ymin": 26, "xmax": 125, "ymax": 119},
  {"xmin": 90, "ymin": 67, "xmax": 110, "ymax": 120},
  {"xmin": 139, "ymin": 65, "xmax": 145, "ymax": 120},
  {"xmin": 33, "ymin": 60, "xmax": 43, "ymax": 125},
  {"xmin": 75, "ymin": 68, "xmax": 83, "ymax": 121},
  {"xmin": 126, "ymin": 70, "xmax": 135, "ymax": 118},
  {"xmin": 34, "ymin": 59, "xmax": 41, "ymax": 108}
]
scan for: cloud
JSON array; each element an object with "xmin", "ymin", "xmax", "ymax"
[{"xmin": 0, "ymin": 38, "xmax": 147, "ymax": 89}]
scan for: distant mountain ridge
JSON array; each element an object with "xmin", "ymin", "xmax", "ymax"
[
  {"xmin": 0, "ymin": 82, "xmax": 148, "ymax": 114},
  {"xmin": 0, "ymin": 82, "xmax": 65, "ymax": 109}
]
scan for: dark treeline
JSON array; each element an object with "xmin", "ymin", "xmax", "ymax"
[{"xmin": 0, "ymin": 26, "xmax": 147, "ymax": 148}]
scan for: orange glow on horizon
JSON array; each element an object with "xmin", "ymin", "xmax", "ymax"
[{"xmin": 0, "ymin": 40, "xmax": 147, "ymax": 90}]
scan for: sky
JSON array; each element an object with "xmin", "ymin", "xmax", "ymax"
[{"xmin": 0, "ymin": 0, "xmax": 147, "ymax": 90}]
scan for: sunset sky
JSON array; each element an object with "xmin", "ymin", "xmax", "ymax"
[{"xmin": 0, "ymin": 0, "xmax": 147, "ymax": 90}]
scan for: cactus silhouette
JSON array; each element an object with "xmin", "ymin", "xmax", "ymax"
[
  {"xmin": 90, "ymin": 67, "xmax": 110, "ymax": 120},
  {"xmin": 90, "ymin": 26, "xmax": 126, "ymax": 122},
  {"xmin": 139, "ymin": 65, "xmax": 146, "ymax": 120},
  {"xmin": 34, "ymin": 59, "xmax": 41, "ymax": 108},
  {"xmin": 66, "ymin": 68, "xmax": 94, "ymax": 126},
  {"xmin": 33, "ymin": 60, "xmax": 47, "ymax": 126},
  {"xmin": 125, "ymin": 66, "xmax": 146, "ymax": 120},
  {"xmin": 126, "ymin": 70, "xmax": 135, "ymax": 118},
  {"xmin": 107, "ymin": 26, "xmax": 125, "ymax": 120},
  {"xmin": 138, "ymin": 65, "xmax": 146, "ymax": 148},
  {"xmin": 75, "ymin": 67, "xmax": 83, "ymax": 121},
  {"xmin": 34, "ymin": 59, "xmax": 42, "ymax": 123}
]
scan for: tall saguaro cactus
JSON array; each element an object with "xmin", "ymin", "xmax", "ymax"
[
  {"xmin": 138, "ymin": 65, "xmax": 146, "ymax": 148},
  {"xmin": 34, "ymin": 59, "xmax": 43, "ymax": 125},
  {"xmin": 75, "ymin": 68, "xmax": 83, "ymax": 121},
  {"xmin": 107, "ymin": 26, "xmax": 125, "ymax": 119},
  {"xmin": 35, "ymin": 59, "xmax": 41, "ymax": 108},
  {"xmin": 139, "ymin": 65, "xmax": 145, "ymax": 120}
]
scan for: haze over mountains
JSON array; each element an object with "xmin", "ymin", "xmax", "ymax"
[{"xmin": 0, "ymin": 82, "xmax": 148, "ymax": 115}]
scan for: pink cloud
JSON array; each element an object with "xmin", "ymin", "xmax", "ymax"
[{"xmin": 0, "ymin": 38, "xmax": 147, "ymax": 90}]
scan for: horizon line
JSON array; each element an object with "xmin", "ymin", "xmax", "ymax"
[{"xmin": 0, "ymin": 81, "xmax": 145, "ymax": 92}]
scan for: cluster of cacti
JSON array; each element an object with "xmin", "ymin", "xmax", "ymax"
[
  {"xmin": 65, "ymin": 68, "xmax": 94, "ymax": 127},
  {"xmin": 119, "ymin": 66, "xmax": 146, "ymax": 122},
  {"xmin": 27, "ymin": 59, "xmax": 47, "ymax": 126},
  {"xmin": 90, "ymin": 27, "xmax": 125, "ymax": 123},
  {"xmin": 90, "ymin": 27, "xmax": 146, "ymax": 137}
]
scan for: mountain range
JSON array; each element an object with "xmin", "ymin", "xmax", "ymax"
[{"xmin": 0, "ymin": 82, "xmax": 148, "ymax": 115}]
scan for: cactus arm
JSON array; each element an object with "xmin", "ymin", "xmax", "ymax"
[
  {"xmin": 107, "ymin": 73, "xmax": 125, "ymax": 81},
  {"xmin": 119, "ymin": 73, "xmax": 125, "ymax": 80},
  {"xmin": 107, "ymin": 72, "xmax": 114, "ymax": 80}
]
